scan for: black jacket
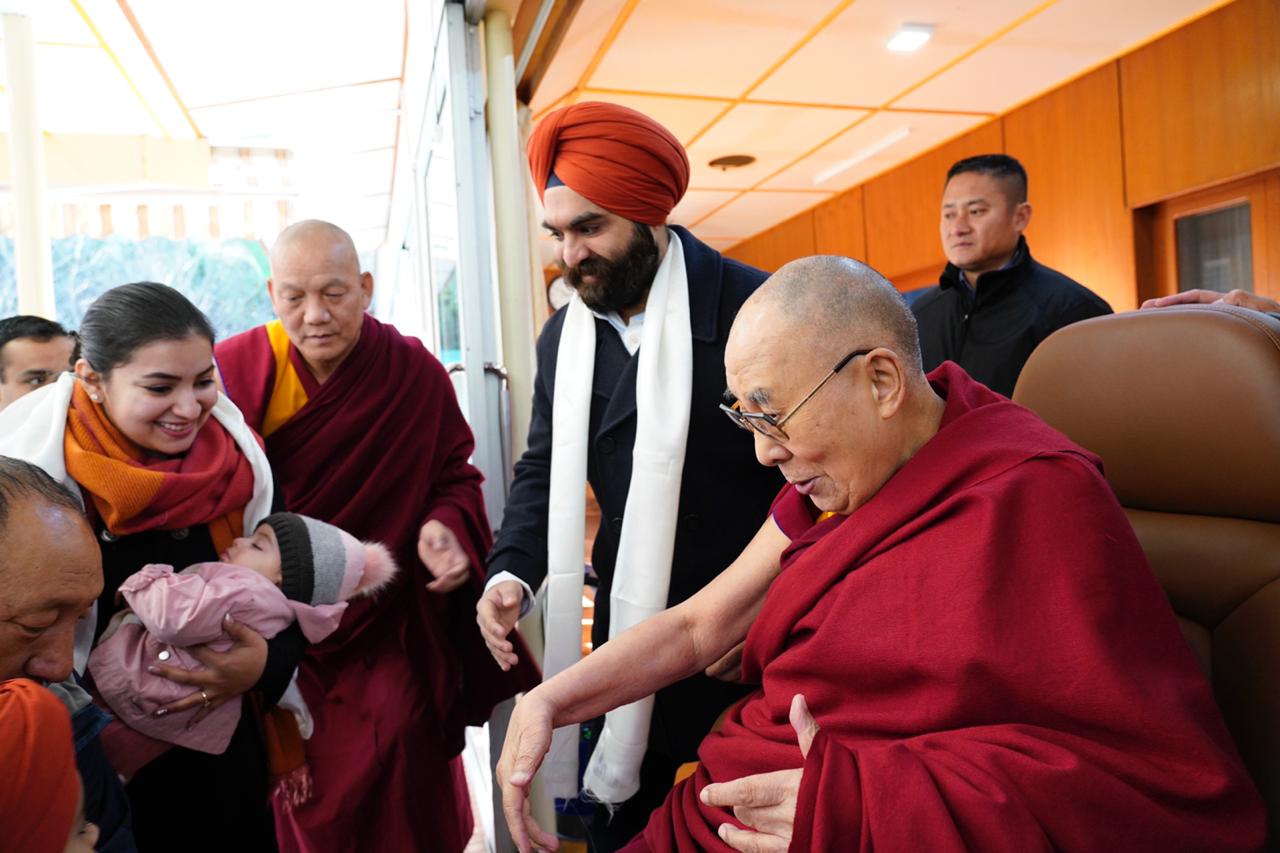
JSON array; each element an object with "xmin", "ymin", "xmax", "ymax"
[
  {"xmin": 911, "ymin": 238, "xmax": 1112, "ymax": 396},
  {"xmin": 90, "ymin": 518, "xmax": 299, "ymax": 852},
  {"xmin": 488, "ymin": 226, "xmax": 784, "ymax": 761}
]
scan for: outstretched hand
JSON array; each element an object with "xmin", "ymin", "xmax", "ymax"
[
  {"xmin": 496, "ymin": 693, "xmax": 562, "ymax": 852},
  {"xmin": 700, "ymin": 694, "xmax": 819, "ymax": 853},
  {"xmin": 418, "ymin": 519, "xmax": 472, "ymax": 593},
  {"xmin": 1141, "ymin": 288, "xmax": 1280, "ymax": 313},
  {"xmin": 477, "ymin": 580, "xmax": 524, "ymax": 670}
]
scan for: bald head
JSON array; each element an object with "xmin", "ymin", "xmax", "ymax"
[
  {"xmin": 267, "ymin": 220, "xmax": 373, "ymax": 383},
  {"xmin": 749, "ymin": 255, "xmax": 922, "ymax": 375},
  {"xmin": 725, "ymin": 256, "xmax": 943, "ymax": 516},
  {"xmin": 271, "ymin": 219, "xmax": 360, "ymax": 272}
]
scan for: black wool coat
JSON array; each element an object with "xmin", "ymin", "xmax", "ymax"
[{"xmin": 487, "ymin": 226, "xmax": 785, "ymax": 761}]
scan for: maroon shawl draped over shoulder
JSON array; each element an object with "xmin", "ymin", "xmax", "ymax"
[
  {"xmin": 639, "ymin": 363, "xmax": 1263, "ymax": 852},
  {"xmin": 218, "ymin": 314, "xmax": 539, "ymax": 852}
]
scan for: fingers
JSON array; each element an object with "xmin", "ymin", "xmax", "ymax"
[
  {"xmin": 502, "ymin": 772, "xmax": 533, "ymax": 852},
  {"xmin": 477, "ymin": 606, "xmax": 520, "ymax": 670},
  {"xmin": 147, "ymin": 661, "xmax": 206, "ymax": 686},
  {"xmin": 1221, "ymin": 289, "xmax": 1280, "ymax": 312},
  {"xmin": 789, "ymin": 694, "xmax": 819, "ymax": 758},
  {"xmin": 700, "ymin": 774, "xmax": 784, "ymax": 810},
  {"xmin": 155, "ymin": 687, "xmax": 215, "ymax": 718},
  {"xmin": 425, "ymin": 564, "xmax": 469, "ymax": 593},
  {"xmin": 1141, "ymin": 289, "xmax": 1220, "ymax": 309},
  {"xmin": 718, "ymin": 823, "xmax": 787, "ymax": 853}
]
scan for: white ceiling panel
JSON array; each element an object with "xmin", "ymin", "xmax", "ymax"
[
  {"xmin": 128, "ymin": 0, "xmax": 403, "ymax": 107},
  {"xmin": 761, "ymin": 110, "xmax": 990, "ymax": 192},
  {"xmin": 293, "ymin": 149, "xmax": 396, "ymax": 199},
  {"xmin": 752, "ymin": 0, "xmax": 1041, "ymax": 107},
  {"xmin": 589, "ymin": 0, "xmax": 838, "ymax": 99},
  {"xmin": 694, "ymin": 190, "xmax": 833, "ymax": 239},
  {"xmin": 895, "ymin": 0, "xmax": 1220, "ymax": 112},
  {"xmin": 529, "ymin": 0, "xmax": 631, "ymax": 115},
  {"xmin": 295, "ymin": 194, "xmax": 389, "ymax": 232},
  {"xmin": 686, "ymin": 102, "xmax": 869, "ymax": 190},
  {"xmin": 26, "ymin": 2, "xmax": 97, "ymax": 44},
  {"xmin": 0, "ymin": 44, "xmax": 158, "ymax": 135},
  {"xmin": 192, "ymin": 82, "xmax": 401, "ymax": 150},
  {"xmin": 669, "ymin": 189, "xmax": 739, "ymax": 226},
  {"xmin": 575, "ymin": 91, "xmax": 732, "ymax": 146}
]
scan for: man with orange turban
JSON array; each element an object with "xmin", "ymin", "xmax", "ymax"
[
  {"xmin": 477, "ymin": 101, "xmax": 785, "ymax": 850},
  {"xmin": 0, "ymin": 678, "xmax": 100, "ymax": 852}
]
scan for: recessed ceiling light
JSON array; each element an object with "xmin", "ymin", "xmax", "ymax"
[
  {"xmin": 887, "ymin": 23, "xmax": 933, "ymax": 53},
  {"xmin": 709, "ymin": 154, "xmax": 756, "ymax": 171}
]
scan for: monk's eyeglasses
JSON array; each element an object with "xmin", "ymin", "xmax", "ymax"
[{"xmin": 720, "ymin": 348, "xmax": 875, "ymax": 442}]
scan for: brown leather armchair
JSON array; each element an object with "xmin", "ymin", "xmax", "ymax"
[{"xmin": 1013, "ymin": 304, "xmax": 1280, "ymax": 848}]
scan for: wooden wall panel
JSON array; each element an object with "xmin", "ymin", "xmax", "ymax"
[
  {"xmin": 723, "ymin": 210, "xmax": 816, "ymax": 273},
  {"xmin": 812, "ymin": 187, "xmax": 866, "ymax": 261},
  {"xmin": 1120, "ymin": 0, "xmax": 1280, "ymax": 207},
  {"xmin": 863, "ymin": 120, "xmax": 1004, "ymax": 281},
  {"xmin": 1004, "ymin": 63, "xmax": 1136, "ymax": 310}
]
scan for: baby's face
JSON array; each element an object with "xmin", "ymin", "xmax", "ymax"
[{"xmin": 220, "ymin": 524, "xmax": 283, "ymax": 585}]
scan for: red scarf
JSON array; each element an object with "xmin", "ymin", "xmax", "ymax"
[
  {"xmin": 63, "ymin": 383, "xmax": 254, "ymax": 552},
  {"xmin": 640, "ymin": 364, "xmax": 1263, "ymax": 852}
]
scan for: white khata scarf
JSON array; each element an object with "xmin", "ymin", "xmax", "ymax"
[{"xmin": 542, "ymin": 229, "xmax": 692, "ymax": 803}]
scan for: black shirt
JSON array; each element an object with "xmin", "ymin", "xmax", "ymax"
[{"xmin": 911, "ymin": 238, "xmax": 1112, "ymax": 397}]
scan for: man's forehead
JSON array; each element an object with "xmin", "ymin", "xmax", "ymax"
[
  {"xmin": 4, "ymin": 336, "xmax": 74, "ymax": 365},
  {"xmin": 542, "ymin": 185, "xmax": 614, "ymax": 226}
]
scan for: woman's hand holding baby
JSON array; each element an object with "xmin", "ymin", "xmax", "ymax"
[{"xmin": 149, "ymin": 614, "xmax": 268, "ymax": 724}]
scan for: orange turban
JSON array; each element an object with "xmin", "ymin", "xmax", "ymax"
[
  {"xmin": 528, "ymin": 101, "xmax": 690, "ymax": 226},
  {"xmin": 0, "ymin": 679, "xmax": 79, "ymax": 853}
]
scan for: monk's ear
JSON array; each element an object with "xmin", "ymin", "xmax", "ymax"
[
  {"xmin": 864, "ymin": 349, "xmax": 906, "ymax": 419},
  {"xmin": 266, "ymin": 277, "xmax": 279, "ymax": 309},
  {"xmin": 359, "ymin": 271, "xmax": 374, "ymax": 309}
]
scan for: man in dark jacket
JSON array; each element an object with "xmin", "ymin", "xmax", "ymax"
[
  {"xmin": 477, "ymin": 102, "xmax": 783, "ymax": 851},
  {"xmin": 911, "ymin": 154, "xmax": 1111, "ymax": 396}
]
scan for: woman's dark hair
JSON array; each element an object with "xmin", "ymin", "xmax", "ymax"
[{"xmin": 78, "ymin": 283, "xmax": 215, "ymax": 374}]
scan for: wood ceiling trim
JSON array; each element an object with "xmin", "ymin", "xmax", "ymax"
[
  {"xmin": 884, "ymin": 0, "xmax": 1059, "ymax": 107},
  {"xmin": 579, "ymin": 86, "xmax": 995, "ymax": 117},
  {"xmin": 515, "ymin": 0, "xmax": 585, "ymax": 104},
  {"xmin": 682, "ymin": 0, "xmax": 857, "ymax": 150},
  {"xmin": 689, "ymin": 0, "xmax": 1060, "ymax": 233},
  {"xmin": 385, "ymin": 0, "xmax": 410, "ymax": 239},
  {"xmin": 116, "ymin": 0, "xmax": 202, "ymax": 138},
  {"xmin": 531, "ymin": 0, "xmax": 642, "ymax": 120},
  {"xmin": 187, "ymin": 78, "xmax": 401, "ymax": 112},
  {"xmin": 70, "ymin": 0, "xmax": 171, "ymax": 138}
]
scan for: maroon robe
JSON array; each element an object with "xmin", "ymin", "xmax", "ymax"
[
  {"xmin": 633, "ymin": 363, "xmax": 1263, "ymax": 852},
  {"xmin": 218, "ymin": 314, "xmax": 539, "ymax": 852}
]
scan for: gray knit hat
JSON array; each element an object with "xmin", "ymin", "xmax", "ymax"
[{"xmin": 259, "ymin": 513, "xmax": 397, "ymax": 605}]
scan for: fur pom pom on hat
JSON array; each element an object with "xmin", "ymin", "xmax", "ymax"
[{"xmin": 259, "ymin": 513, "xmax": 397, "ymax": 606}]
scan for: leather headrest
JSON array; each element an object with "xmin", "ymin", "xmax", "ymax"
[{"xmin": 1012, "ymin": 305, "xmax": 1280, "ymax": 523}]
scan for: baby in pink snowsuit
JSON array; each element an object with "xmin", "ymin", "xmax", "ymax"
[{"xmin": 88, "ymin": 512, "xmax": 396, "ymax": 770}]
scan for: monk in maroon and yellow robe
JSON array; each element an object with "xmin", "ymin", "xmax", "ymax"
[
  {"xmin": 218, "ymin": 220, "xmax": 538, "ymax": 853},
  {"xmin": 496, "ymin": 256, "xmax": 1264, "ymax": 853}
]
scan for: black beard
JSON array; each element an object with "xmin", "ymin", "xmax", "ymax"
[{"xmin": 561, "ymin": 224, "xmax": 659, "ymax": 314}]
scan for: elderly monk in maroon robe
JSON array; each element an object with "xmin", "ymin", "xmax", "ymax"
[
  {"xmin": 217, "ymin": 220, "xmax": 538, "ymax": 853},
  {"xmin": 495, "ymin": 255, "xmax": 1265, "ymax": 852}
]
